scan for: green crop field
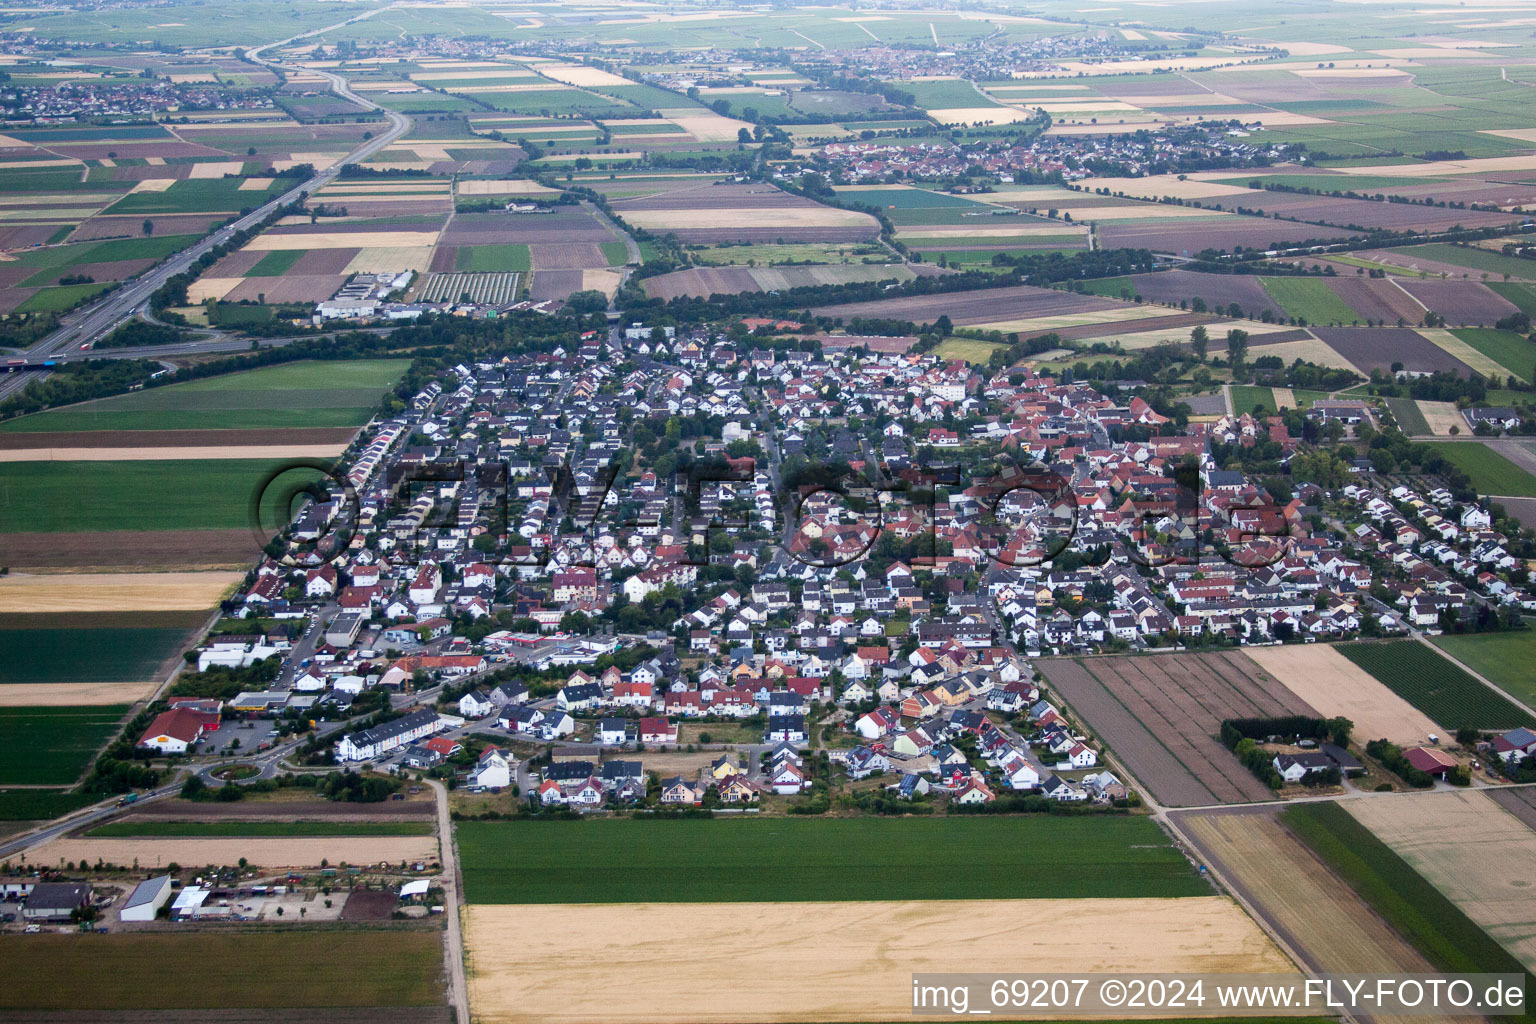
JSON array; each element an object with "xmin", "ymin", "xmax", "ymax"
[
  {"xmin": 1429, "ymin": 631, "xmax": 1536, "ymax": 710},
  {"xmin": 14, "ymin": 282, "xmax": 113, "ymax": 314},
  {"xmin": 933, "ymin": 337, "xmax": 1005, "ymax": 364},
  {"xmin": 0, "ymin": 706, "xmax": 127, "ymax": 786},
  {"xmin": 1385, "ymin": 397, "xmax": 1430, "ymax": 434},
  {"xmin": 104, "ymin": 178, "xmax": 284, "ymax": 215},
  {"xmin": 456, "ymin": 243, "xmax": 531, "ymax": 272},
  {"xmin": 1488, "ymin": 281, "xmax": 1536, "ymax": 316},
  {"xmin": 1388, "ymin": 244, "xmax": 1536, "ymax": 282},
  {"xmin": 1336, "ymin": 640, "xmax": 1532, "ymax": 731},
  {"xmin": 1229, "ymin": 385, "xmax": 1274, "ymax": 416},
  {"xmin": 247, "ymin": 249, "xmax": 305, "ymax": 277},
  {"xmin": 458, "ymin": 816, "xmax": 1206, "ymax": 904},
  {"xmin": 0, "ymin": 459, "xmax": 324, "ymax": 534},
  {"xmin": 0, "ymin": 788, "xmax": 97, "ymax": 821},
  {"xmin": 0, "ymin": 358, "xmax": 407, "ymax": 433},
  {"xmin": 1281, "ymin": 801, "xmax": 1534, "ymax": 1010},
  {"xmin": 86, "ymin": 819, "xmax": 434, "ymax": 838},
  {"xmin": 1452, "ymin": 328, "xmax": 1534, "ymax": 382},
  {"xmin": 600, "ymin": 240, "xmax": 630, "ymax": 266},
  {"xmin": 0, "ymin": 930, "xmax": 444, "ymax": 1010},
  {"xmin": 1426, "ymin": 442, "xmax": 1536, "ymax": 498},
  {"xmin": 693, "ymin": 241, "xmax": 886, "ymax": 265},
  {"xmin": 1259, "ymin": 277, "xmax": 1361, "ymax": 325},
  {"xmin": 0, "ymin": 625, "xmax": 193, "ymax": 683}
]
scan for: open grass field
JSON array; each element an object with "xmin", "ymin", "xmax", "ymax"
[
  {"xmin": 1427, "ymin": 442, "xmax": 1536, "ymax": 498},
  {"xmin": 1347, "ymin": 790, "xmax": 1536, "ymax": 973},
  {"xmin": 1259, "ymin": 276, "xmax": 1361, "ymax": 326},
  {"xmin": 1489, "ymin": 282, "xmax": 1536, "ymax": 317},
  {"xmin": 1283, "ymin": 800, "xmax": 1535, "ymax": 1002},
  {"xmin": 1228, "ymin": 385, "xmax": 1275, "ymax": 416},
  {"xmin": 1245, "ymin": 644, "xmax": 1444, "ymax": 745},
  {"xmin": 933, "ymin": 336, "xmax": 1005, "ymax": 363},
  {"xmin": 87, "ymin": 819, "xmax": 434, "ymax": 838},
  {"xmin": 1038, "ymin": 652, "xmax": 1315, "ymax": 807},
  {"xmin": 457, "ymin": 816, "xmax": 1206, "ymax": 904},
  {"xmin": 465, "ymin": 897, "xmax": 1289, "ymax": 1024},
  {"xmin": 0, "ymin": 930, "xmax": 444, "ymax": 1011},
  {"xmin": 1337, "ymin": 641, "xmax": 1531, "ymax": 732},
  {"xmin": 1175, "ymin": 808, "xmax": 1437, "ymax": 987},
  {"xmin": 1429, "ymin": 631, "xmax": 1536, "ymax": 711},
  {"xmin": 455, "ymin": 243, "xmax": 531, "ymax": 272},
  {"xmin": 0, "ymin": 705, "xmax": 127, "ymax": 786}
]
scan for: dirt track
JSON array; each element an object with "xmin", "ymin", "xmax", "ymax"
[{"xmin": 464, "ymin": 897, "xmax": 1292, "ymax": 1024}]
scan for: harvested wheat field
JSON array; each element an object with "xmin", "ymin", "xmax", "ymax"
[
  {"xmin": 457, "ymin": 179, "xmax": 561, "ymax": 196},
  {"xmin": 464, "ymin": 896, "xmax": 1291, "ymax": 1024},
  {"xmin": 0, "ymin": 443, "xmax": 348, "ymax": 463},
  {"xmin": 31, "ymin": 835, "xmax": 438, "ymax": 870},
  {"xmin": 245, "ymin": 230, "xmax": 440, "ymax": 250},
  {"xmin": 1176, "ymin": 809, "xmax": 1436, "ymax": 997},
  {"xmin": 1417, "ymin": 400, "xmax": 1468, "ymax": 436},
  {"xmin": 0, "ymin": 572, "xmax": 241, "ymax": 613},
  {"xmin": 620, "ymin": 207, "xmax": 873, "ymax": 231},
  {"xmin": 1245, "ymin": 644, "xmax": 1444, "ymax": 745},
  {"xmin": 1347, "ymin": 790, "xmax": 1536, "ymax": 971},
  {"xmin": 0, "ymin": 681, "xmax": 158, "ymax": 706}
]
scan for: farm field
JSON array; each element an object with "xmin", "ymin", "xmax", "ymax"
[
  {"xmin": 1038, "ymin": 652, "xmax": 1315, "ymax": 807},
  {"xmin": 1428, "ymin": 631, "xmax": 1536, "ymax": 710},
  {"xmin": 1427, "ymin": 441, "xmax": 1536, "ymax": 498},
  {"xmin": 610, "ymin": 182, "xmax": 878, "ymax": 244},
  {"xmin": 0, "ymin": 705, "xmax": 127, "ymax": 786},
  {"xmin": 457, "ymin": 816, "xmax": 1207, "ymax": 903},
  {"xmin": 1335, "ymin": 641, "xmax": 1532, "ymax": 732},
  {"xmin": 933, "ymin": 337, "xmax": 1006, "ymax": 363},
  {"xmin": 641, "ymin": 263, "xmax": 938, "ymax": 300},
  {"xmin": 1385, "ymin": 397, "xmax": 1430, "ymax": 435},
  {"xmin": 1174, "ymin": 808, "xmax": 1437, "ymax": 987},
  {"xmin": 86, "ymin": 819, "xmax": 435, "ymax": 837},
  {"xmin": 1283, "ymin": 801, "xmax": 1535, "ymax": 989},
  {"xmin": 0, "ymin": 612, "xmax": 204, "ymax": 685},
  {"xmin": 1346, "ymin": 790, "xmax": 1536, "ymax": 972},
  {"xmin": 0, "ymin": 930, "xmax": 445, "ymax": 1012},
  {"xmin": 1245, "ymin": 644, "xmax": 1444, "ymax": 745},
  {"xmin": 465, "ymin": 897, "xmax": 1291, "ymax": 1024},
  {"xmin": 0, "ymin": 358, "xmax": 407, "ymax": 434},
  {"xmin": 1258, "ymin": 276, "xmax": 1361, "ymax": 326},
  {"xmin": 1386, "ymin": 243, "xmax": 1536, "ymax": 283},
  {"xmin": 0, "ymin": 459, "xmax": 322, "ymax": 534},
  {"xmin": 1451, "ymin": 328, "xmax": 1534, "ymax": 382}
]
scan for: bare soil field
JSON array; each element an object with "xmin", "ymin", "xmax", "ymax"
[
  {"xmin": 0, "ymin": 529, "xmax": 261, "ymax": 569},
  {"xmin": 1488, "ymin": 787, "xmax": 1536, "ymax": 832},
  {"xmin": 339, "ymin": 888, "xmax": 400, "ymax": 921},
  {"xmin": 1347, "ymin": 790, "xmax": 1536, "ymax": 971},
  {"xmin": 642, "ymin": 264, "xmax": 943, "ymax": 301},
  {"xmin": 1175, "ymin": 807, "xmax": 1437, "ymax": 994},
  {"xmin": 1313, "ymin": 327, "xmax": 1475, "ymax": 376},
  {"xmin": 1397, "ymin": 280, "xmax": 1521, "ymax": 326},
  {"xmin": 464, "ymin": 897, "xmax": 1291, "ymax": 1024},
  {"xmin": 224, "ymin": 275, "xmax": 346, "ymax": 303},
  {"xmin": 1097, "ymin": 217, "xmax": 1348, "ymax": 253},
  {"xmin": 1244, "ymin": 644, "xmax": 1444, "ymax": 745},
  {"xmin": 29, "ymin": 835, "xmax": 438, "ymax": 869},
  {"xmin": 528, "ymin": 269, "xmax": 584, "ymax": 303},
  {"xmin": 0, "ymin": 681, "xmax": 157, "ymax": 706},
  {"xmin": 528, "ymin": 242, "xmax": 606, "ymax": 270},
  {"xmin": 444, "ymin": 209, "xmax": 609, "ymax": 245},
  {"xmin": 1046, "ymin": 310, "xmax": 1219, "ymax": 342},
  {"xmin": 1325, "ymin": 277, "xmax": 1424, "ymax": 324},
  {"xmin": 0, "ymin": 428, "xmax": 357, "ymax": 450},
  {"xmin": 1039, "ymin": 652, "xmax": 1314, "ymax": 807},
  {"xmin": 1122, "ymin": 271, "xmax": 1283, "ymax": 319},
  {"xmin": 814, "ymin": 283, "xmax": 1115, "ymax": 327},
  {"xmin": 0, "ymin": 572, "xmax": 241, "ymax": 613}
]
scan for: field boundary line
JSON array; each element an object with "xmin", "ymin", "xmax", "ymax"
[{"xmin": 1418, "ymin": 634, "xmax": 1536, "ymax": 720}]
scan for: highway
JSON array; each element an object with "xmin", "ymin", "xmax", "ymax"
[{"xmin": 0, "ymin": 6, "xmax": 408, "ymax": 402}]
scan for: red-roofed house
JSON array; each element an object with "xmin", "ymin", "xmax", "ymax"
[{"xmin": 138, "ymin": 709, "xmax": 208, "ymax": 755}]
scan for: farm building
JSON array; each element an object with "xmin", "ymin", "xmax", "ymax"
[
  {"xmin": 1403, "ymin": 746, "xmax": 1458, "ymax": 777},
  {"xmin": 24, "ymin": 883, "xmax": 91, "ymax": 922},
  {"xmin": 119, "ymin": 876, "xmax": 174, "ymax": 922}
]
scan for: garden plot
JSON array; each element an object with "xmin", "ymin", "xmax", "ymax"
[
  {"xmin": 1347, "ymin": 790, "xmax": 1536, "ymax": 971},
  {"xmin": 1038, "ymin": 652, "xmax": 1316, "ymax": 807},
  {"xmin": 1244, "ymin": 644, "xmax": 1444, "ymax": 745}
]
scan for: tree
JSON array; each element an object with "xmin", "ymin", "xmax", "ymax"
[
  {"xmin": 1190, "ymin": 325, "xmax": 1209, "ymax": 362},
  {"xmin": 142, "ymin": 219, "xmax": 154, "ymax": 236},
  {"xmin": 1226, "ymin": 328, "xmax": 1249, "ymax": 366},
  {"xmin": 737, "ymin": 127, "xmax": 752, "ymax": 143}
]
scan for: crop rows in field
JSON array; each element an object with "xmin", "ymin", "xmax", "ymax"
[
  {"xmin": 1336, "ymin": 640, "xmax": 1532, "ymax": 731},
  {"xmin": 416, "ymin": 271, "xmax": 521, "ymax": 304}
]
